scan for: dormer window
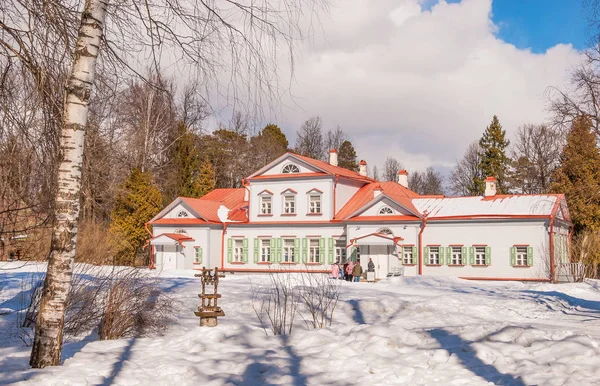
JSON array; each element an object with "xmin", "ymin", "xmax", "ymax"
[
  {"xmin": 379, "ymin": 206, "xmax": 393, "ymax": 215},
  {"xmin": 282, "ymin": 164, "xmax": 300, "ymax": 174},
  {"xmin": 177, "ymin": 210, "xmax": 189, "ymax": 218}
]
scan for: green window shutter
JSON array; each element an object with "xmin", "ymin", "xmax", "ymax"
[
  {"xmin": 319, "ymin": 238, "xmax": 325, "ymax": 263},
  {"xmin": 461, "ymin": 247, "xmax": 467, "ymax": 264},
  {"xmin": 527, "ymin": 246, "xmax": 533, "ymax": 266},
  {"xmin": 197, "ymin": 247, "xmax": 203, "ymax": 264},
  {"xmin": 424, "ymin": 246, "xmax": 430, "ymax": 264},
  {"xmin": 485, "ymin": 246, "xmax": 491, "ymax": 265},
  {"xmin": 469, "ymin": 246, "xmax": 475, "ymax": 265},
  {"xmin": 350, "ymin": 247, "xmax": 357, "ymax": 263},
  {"xmin": 294, "ymin": 238, "xmax": 300, "ymax": 262},
  {"xmin": 412, "ymin": 246, "xmax": 417, "ymax": 264},
  {"xmin": 302, "ymin": 238, "xmax": 308, "ymax": 262},
  {"xmin": 277, "ymin": 238, "xmax": 283, "ymax": 263},
  {"xmin": 227, "ymin": 238, "xmax": 233, "ymax": 263},
  {"xmin": 446, "ymin": 246, "xmax": 451, "ymax": 265},
  {"xmin": 254, "ymin": 238, "xmax": 260, "ymax": 263},
  {"xmin": 510, "ymin": 246, "xmax": 516, "ymax": 266},
  {"xmin": 242, "ymin": 238, "xmax": 249, "ymax": 263},
  {"xmin": 328, "ymin": 238, "xmax": 335, "ymax": 264},
  {"xmin": 270, "ymin": 238, "xmax": 276, "ymax": 262}
]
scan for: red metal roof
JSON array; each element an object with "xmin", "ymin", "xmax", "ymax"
[
  {"xmin": 151, "ymin": 218, "xmax": 217, "ymax": 225},
  {"xmin": 152, "ymin": 233, "xmax": 195, "ymax": 245},
  {"xmin": 335, "ymin": 181, "xmax": 420, "ymax": 220},
  {"xmin": 291, "ymin": 153, "xmax": 375, "ymax": 182},
  {"xmin": 178, "ymin": 189, "xmax": 247, "ymax": 223}
]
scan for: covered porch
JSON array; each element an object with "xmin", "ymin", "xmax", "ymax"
[{"xmin": 348, "ymin": 231, "xmax": 404, "ymax": 280}]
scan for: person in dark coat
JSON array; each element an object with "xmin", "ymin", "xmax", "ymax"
[
  {"xmin": 368, "ymin": 258, "xmax": 375, "ymax": 272},
  {"xmin": 352, "ymin": 262, "xmax": 363, "ymax": 282}
]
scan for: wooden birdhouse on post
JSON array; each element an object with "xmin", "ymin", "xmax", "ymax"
[{"xmin": 194, "ymin": 267, "xmax": 225, "ymax": 327}]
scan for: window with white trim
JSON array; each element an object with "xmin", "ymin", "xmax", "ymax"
[
  {"xmin": 515, "ymin": 246, "xmax": 527, "ymax": 266},
  {"xmin": 283, "ymin": 195, "xmax": 296, "ymax": 214},
  {"xmin": 475, "ymin": 247, "xmax": 486, "ymax": 265},
  {"xmin": 451, "ymin": 246, "xmax": 463, "ymax": 265},
  {"xmin": 379, "ymin": 206, "xmax": 393, "ymax": 215},
  {"xmin": 309, "ymin": 239, "xmax": 320, "ymax": 263},
  {"xmin": 428, "ymin": 246, "xmax": 440, "ymax": 265},
  {"xmin": 260, "ymin": 195, "xmax": 272, "ymax": 214},
  {"xmin": 261, "ymin": 239, "xmax": 271, "ymax": 262},
  {"xmin": 194, "ymin": 247, "xmax": 201, "ymax": 263},
  {"xmin": 335, "ymin": 239, "xmax": 346, "ymax": 263},
  {"xmin": 309, "ymin": 194, "xmax": 321, "ymax": 214},
  {"xmin": 233, "ymin": 239, "xmax": 243, "ymax": 262},
  {"xmin": 283, "ymin": 239, "xmax": 295, "ymax": 262},
  {"xmin": 403, "ymin": 247, "xmax": 413, "ymax": 264},
  {"xmin": 282, "ymin": 164, "xmax": 300, "ymax": 174}
]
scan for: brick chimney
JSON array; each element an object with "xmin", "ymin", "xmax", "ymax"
[
  {"xmin": 397, "ymin": 170, "xmax": 408, "ymax": 188},
  {"xmin": 359, "ymin": 160, "xmax": 367, "ymax": 176},
  {"xmin": 484, "ymin": 176, "xmax": 497, "ymax": 197},
  {"xmin": 329, "ymin": 149, "xmax": 338, "ymax": 166}
]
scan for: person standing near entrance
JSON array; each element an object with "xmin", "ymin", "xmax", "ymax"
[
  {"xmin": 330, "ymin": 262, "xmax": 340, "ymax": 279},
  {"xmin": 368, "ymin": 258, "xmax": 375, "ymax": 273},
  {"xmin": 352, "ymin": 261, "xmax": 363, "ymax": 282},
  {"xmin": 345, "ymin": 261, "xmax": 354, "ymax": 281}
]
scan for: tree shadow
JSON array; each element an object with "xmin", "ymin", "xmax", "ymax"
[
  {"xmin": 521, "ymin": 290, "xmax": 600, "ymax": 315},
  {"xmin": 99, "ymin": 338, "xmax": 136, "ymax": 386},
  {"xmin": 280, "ymin": 334, "xmax": 308, "ymax": 386},
  {"xmin": 428, "ymin": 329, "xmax": 526, "ymax": 386},
  {"xmin": 346, "ymin": 299, "xmax": 366, "ymax": 325}
]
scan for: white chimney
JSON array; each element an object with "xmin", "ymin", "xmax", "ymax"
[
  {"xmin": 359, "ymin": 160, "xmax": 367, "ymax": 176},
  {"xmin": 484, "ymin": 176, "xmax": 497, "ymax": 197},
  {"xmin": 373, "ymin": 186, "xmax": 382, "ymax": 198},
  {"xmin": 329, "ymin": 149, "xmax": 338, "ymax": 166},
  {"xmin": 397, "ymin": 170, "xmax": 408, "ymax": 188},
  {"xmin": 244, "ymin": 187, "xmax": 249, "ymax": 201}
]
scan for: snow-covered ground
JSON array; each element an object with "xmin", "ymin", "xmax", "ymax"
[{"xmin": 1, "ymin": 262, "xmax": 600, "ymax": 385}]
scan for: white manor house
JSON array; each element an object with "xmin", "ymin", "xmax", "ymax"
[{"xmin": 149, "ymin": 151, "xmax": 573, "ymax": 281}]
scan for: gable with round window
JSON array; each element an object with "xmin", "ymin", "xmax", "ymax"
[
  {"xmin": 176, "ymin": 210, "xmax": 189, "ymax": 218},
  {"xmin": 377, "ymin": 227, "xmax": 393, "ymax": 235},
  {"xmin": 378, "ymin": 206, "xmax": 394, "ymax": 215},
  {"xmin": 281, "ymin": 164, "xmax": 300, "ymax": 174}
]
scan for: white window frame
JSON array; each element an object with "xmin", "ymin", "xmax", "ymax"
[
  {"xmin": 475, "ymin": 246, "xmax": 486, "ymax": 265},
  {"xmin": 233, "ymin": 239, "xmax": 243, "ymax": 262},
  {"xmin": 194, "ymin": 247, "xmax": 201, "ymax": 263},
  {"xmin": 428, "ymin": 246, "xmax": 440, "ymax": 265},
  {"xmin": 282, "ymin": 164, "xmax": 300, "ymax": 174},
  {"xmin": 309, "ymin": 239, "xmax": 320, "ymax": 263},
  {"xmin": 403, "ymin": 246, "xmax": 413, "ymax": 265},
  {"xmin": 261, "ymin": 239, "xmax": 271, "ymax": 262},
  {"xmin": 283, "ymin": 194, "xmax": 296, "ymax": 214},
  {"xmin": 451, "ymin": 246, "xmax": 463, "ymax": 265},
  {"xmin": 379, "ymin": 206, "xmax": 393, "ymax": 215},
  {"xmin": 283, "ymin": 238, "xmax": 295, "ymax": 262},
  {"xmin": 260, "ymin": 195, "xmax": 272, "ymax": 215},
  {"xmin": 515, "ymin": 246, "xmax": 527, "ymax": 266},
  {"xmin": 308, "ymin": 194, "xmax": 322, "ymax": 214},
  {"xmin": 335, "ymin": 239, "xmax": 347, "ymax": 263}
]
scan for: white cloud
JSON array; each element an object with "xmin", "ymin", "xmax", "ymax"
[{"xmin": 270, "ymin": 0, "xmax": 581, "ymax": 172}]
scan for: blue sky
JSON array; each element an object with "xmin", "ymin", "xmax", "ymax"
[{"xmin": 442, "ymin": 0, "xmax": 588, "ymax": 53}]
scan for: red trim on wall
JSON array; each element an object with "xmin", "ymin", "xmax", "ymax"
[
  {"xmin": 402, "ymin": 244, "xmax": 415, "ymax": 247},
  {"xmin": 512, "ymin": 265, "xmax": 531, "ymax": 268},
  {"xmin": 513, "ymin": 244, "xmax": 530, "ymax": 247},
  {"xmin": 281, "ymin": 235, "xmax": 297, "ymax": 238},
  {"xmin": 257, "ymin": 214, "xmax": 273, "ymax": 217},
  {"xmin": 402, "ymin": 264, "xmax": 416, "ymax": 266},
  {"xmin": 306, "ymin": 213, "xmax": 323, "ymax": 216},
  {"xmin": 257, "ymin": 235, "xmax": 273, "ymax": 238},
  {"xmin": 257, "ymin": 189, "xmax": 274, "ymax": 195},
  {"xmin": 257, "ymin": 262, "xmax": 272, "ymax": 265},
  {"xmin": 306, "ymin": 263, "xmax": 323, "ymax": 266},
  {"xmin": 230, "ymin": 262, "xmax": 245, "ymax": 265},
  {"xmin": 425, "ymin": 264, "xmax": 442, "ymax": 267},
  {"xmin": 472, "ymin": 244, "xmax": 488, "ymax": 246},
  {"xmin": 306, "ymin": 235, "xmax": 321, "ymax": 238},
  {"xmin": 280, "ymin": 188, "xmax": 298, "ymax": 194},
  {"xmin": 307, "ymin": 188, "xmax": 324, "ymax": 194},
  {"xmin": 230, "ymin": 236, "xmax": 245, "ymax": 239},
  {"xmin": 281, "ymin": 214, "xmax": 297, "ymax": 216},
  {"xmin": 426, "ymin": 244, "xmax": 442, "ymax": 246},
  {"xmin": 460, "ymin": 277, "xmax": 551, "ymax": 282},
  {"xmin": 447, "ymin": 264, "xmax": 465, "ymax": 267},
  {"xmin": 215, "ymin": 268, "xmax": 330, "ymax": 274},
  {"xmin": 280, "ymin": 262, "xmax": 297, "ymax": 265}
]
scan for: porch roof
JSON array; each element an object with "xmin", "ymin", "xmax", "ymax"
[{"xmin": 150, "ymin": 233, "xmax": 194, "ymax": 246}]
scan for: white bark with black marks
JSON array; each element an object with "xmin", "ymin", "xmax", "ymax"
[{"xmin": 30, "ymin": 0, "xmax": 107, "ymax": 368}]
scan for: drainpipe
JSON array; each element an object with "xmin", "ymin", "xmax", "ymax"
[
  {"xmin": 145, "ymin": 222, "xmax": 155, "ymax": 269},
  {"xmin": 568, "ymin": 226, "xmax": 574, "ymax": 263},
  {"xmin": 549, "ymin": 218, "xmax": 556, "ymax": 282},
  {"xmin": 418, "ymin": 216, "xmax": 428, "ymax": 276},
  {"xmin": 221, "ymin": 223, "xmax": 228, "ymax": 269},
  {"xmin": 333, "ymin": 176, "xmax": 339, "ymax": 216}
]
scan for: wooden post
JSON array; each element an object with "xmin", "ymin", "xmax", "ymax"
[{"xmin": 194, "ymin": 267, "xmax": 225, "ymax": 327}]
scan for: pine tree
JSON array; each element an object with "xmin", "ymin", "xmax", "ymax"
[
  {"xmin": 338, "ymin": 140, "xmax": 359, "ymax": 171},
  {"xmin": 193, "ymin": 158, "xmax": 216, "ymax": 197},
  {"xmin": 110, "ymin": 168, "xmax": 163, "ymax": 266},
  {"xmin": 551, "ymin": 116, "xmax": 600, "ymax": 232},
  {"xmin": 170, "ymin": 122, "xmax": 201, "ymax": 200},
  {"xmin": 251, "ymin": 123, "xmax": 289, "ymax": 166},
  {"xmin": 476, "ymin": 115, "xmax": 510, "ymax": 194}
]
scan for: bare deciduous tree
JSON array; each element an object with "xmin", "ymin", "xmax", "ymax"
[
  {"xmin": 296, "ymin": 116, "xmax": 325, "ymax": 160},
  {"xmin": 382, "ymin": 157, "xmax": 403, "ymax": 182},
  {"xmin": 449, "ymin": 142, "xmax": 483, "ymax": 196},
  {"xmin": 409, "ymin": 167, "xmax": 444, "ymax": 195},
  {"xmin": 324, "ymin": 125, "xmax": 348, "ymax": 152}
]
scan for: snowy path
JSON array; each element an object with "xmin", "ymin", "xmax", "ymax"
[{"xmin": 1, "ymin": 265, "xmax": 600, "ymax": 385}]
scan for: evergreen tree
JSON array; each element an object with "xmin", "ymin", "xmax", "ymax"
[
  {"xmin": 251, "ymin": 123, "xmax": 289, "ymax": 166},
  {"xmin": 193, "ymin": 158, "xmax": 216, "ymax": 197},
  {"xmin": 170, "ymin": 122, "xmax": 201, "ymax": 200},
  {"xmin": 476, "ymin": 115, "xmax": 510, "ymax": 194},
  {"xmin": 551, "ymin": 116, "xmax": 600, "ymax": 232},
  {"xmin": 338, "ymin": 140, "xmax": 359, "ymax": 171},
  {"xmin": 110, "ymin": 168, "xmax": 162, "ymax": 266}
]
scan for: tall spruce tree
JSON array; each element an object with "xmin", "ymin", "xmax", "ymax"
[
  {"xmin": 251, "ymin": 124, "xmax": 289, "ymax": 166},
  {"xmin": 476, "ymin": 115, "xmax": 510, "ymax": 194},
  {"xmin": 551, "ymin": 116, "xmax": 600, "ymax": 232},
  {"xmin": 110, "ymin": 168, "xmax": 162, "ymax": 266},
  {"xmin": 338, "ymin": 140, "xmax": 359, "ymax": 171},
  {"xmin": 169, "ymin": 122, "xmax": 201, "ymax": 200},
  {"xmin": 194, "ymin": 158, "xmax": 216, "ymax": 197}
]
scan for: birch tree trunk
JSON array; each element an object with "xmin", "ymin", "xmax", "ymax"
[{"xmin": 30, "ymin": 0, "xmax": 107, "ymax": 368}]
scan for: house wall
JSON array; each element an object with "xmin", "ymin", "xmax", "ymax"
[
  {"xmin": 420, "ymin": 220, "xmax": 550, "ymax": 279},
  {"xmin": 360, "ymin": 197, "xmax": 414, "ymax": 216},
  {"xmin": 222, "ymin": 224, "xmax": 346, "ymax": 271},
  {"xmin": 335, "ymin": 179, "xmax": 363, "ymax": 213},
  {"xmin": 152, "ymin": 225, "xmax": 213, "ymax": 270},
  {"xmin": 248, "ymin": 178, "xmax": 335, "ymax": 222}
]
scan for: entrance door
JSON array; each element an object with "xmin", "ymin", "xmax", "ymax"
[
  {"xmin": 162, "ymin": 245, "xmax": 178, "ymax": 270},
  {"xmin": 368, "ymin": 245, "xmax": 392, "ymax": 279}
]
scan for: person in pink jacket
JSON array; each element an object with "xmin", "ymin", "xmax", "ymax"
[
  {"xmin": 345, "ymin": 261, "xmax": 354, "ymax": 282},
  {"xmin": 330, "ymin": 263, "xmax": 340, "ymax": 279}
]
